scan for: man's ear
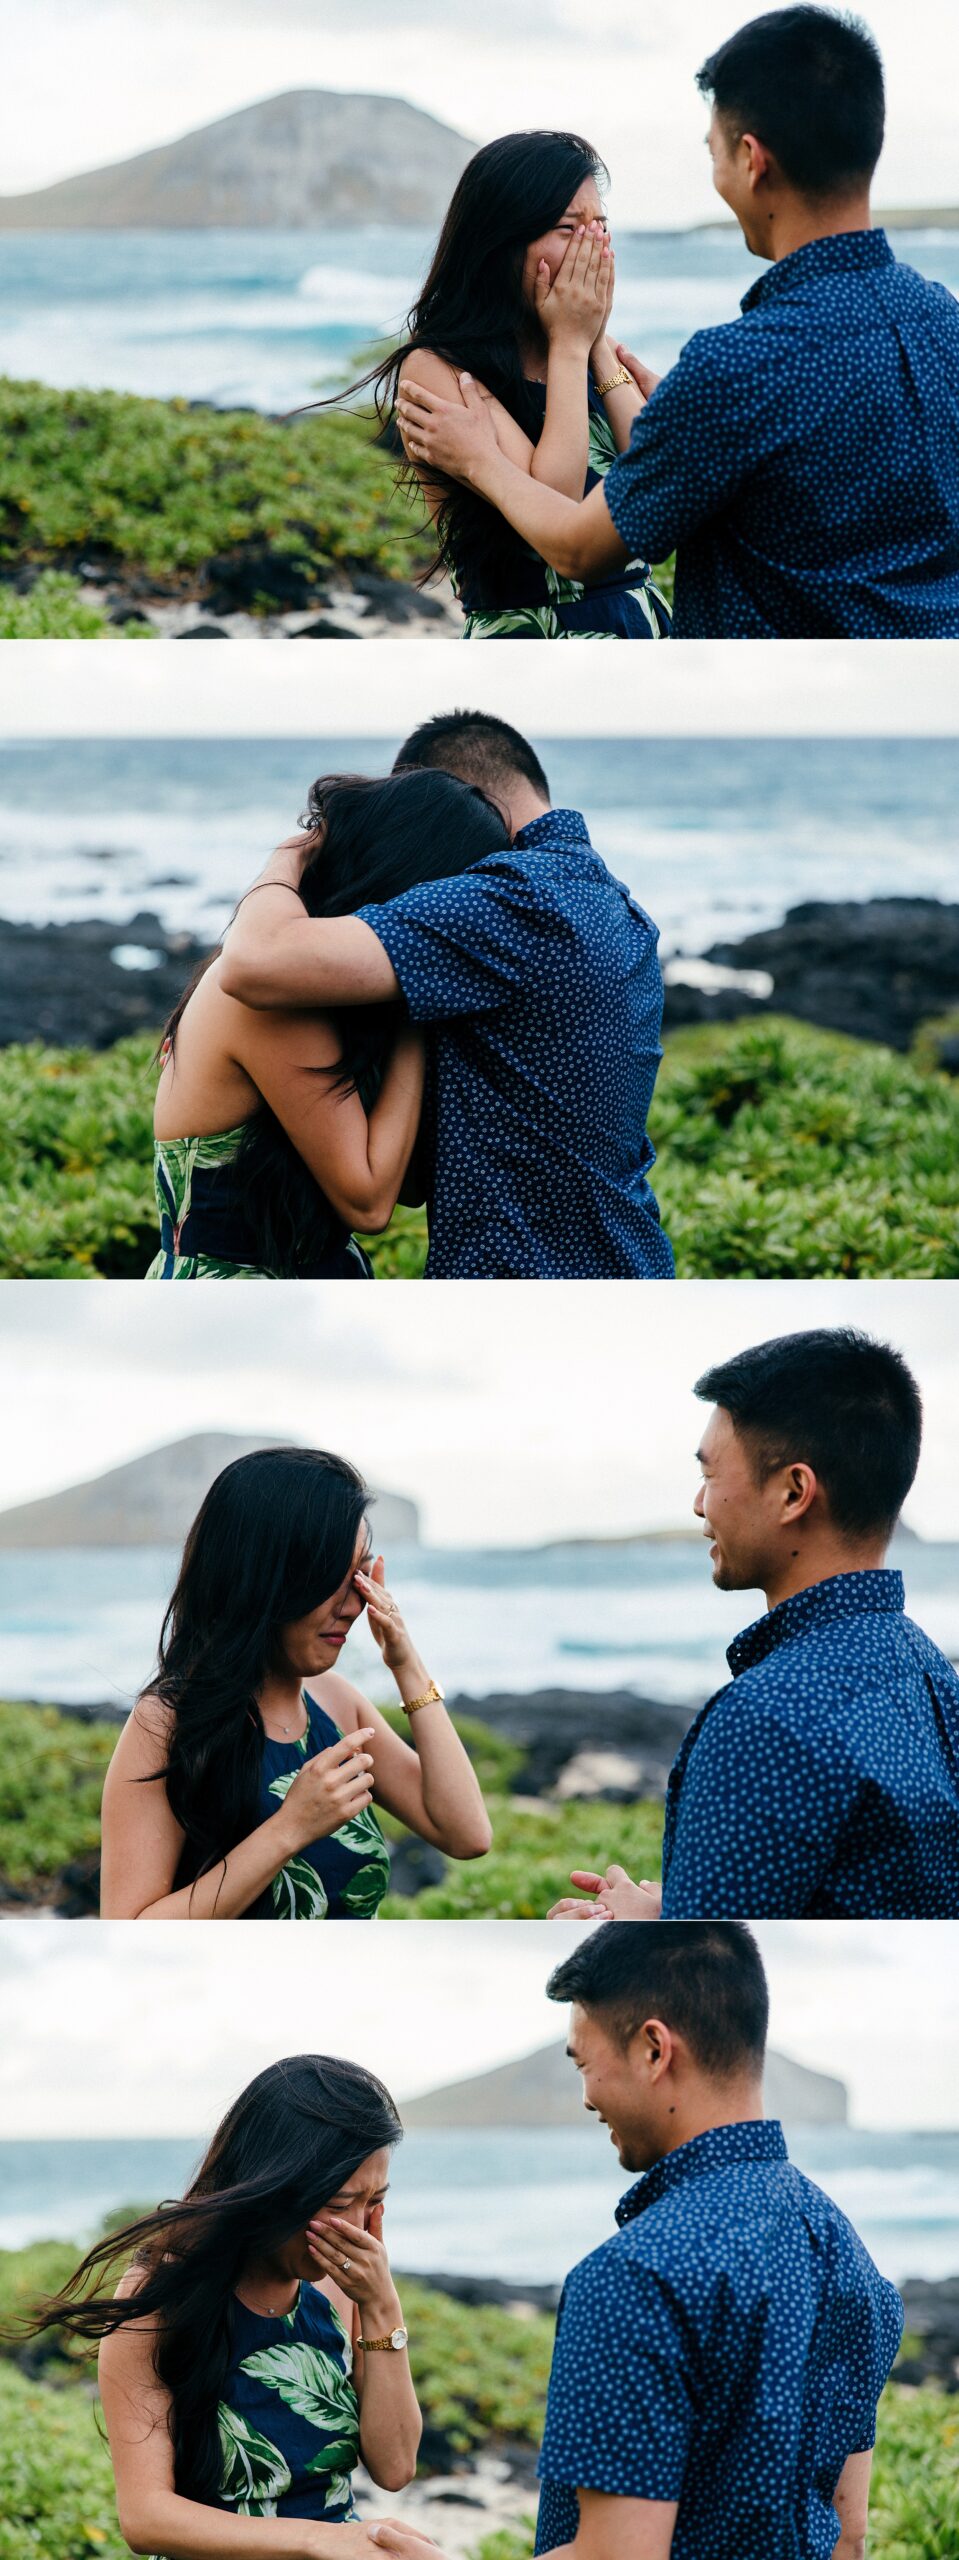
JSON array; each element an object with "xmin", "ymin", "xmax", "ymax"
[
  {"xmin": 781, "ymin": 1462, "xmax": 819, "ymax": 1524},
  {"xmin": 741, "ymin": 131, "xmax": 773, "ymax": 191},
  {"xmin": 641, "ymin": 2015, "xmax": 676, "ymax": 2081}
]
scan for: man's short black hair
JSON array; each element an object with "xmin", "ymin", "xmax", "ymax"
[
  {"xmin": 547, "ymin": 1921, "xmax": 769, "ymax": 2076},
  {"xmin": 696, "ymin": 1327, "xmax": 922, "ymax": 1540},
  {"xmin": 697, "ymin": 7, "xmax": 885, "ymax": 197},
  {"xmin": 392, "ymin": 710, "xmax": 550, "ymax": 803}
]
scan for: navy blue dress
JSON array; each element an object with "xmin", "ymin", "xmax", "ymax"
[
  {"xmin": 456, "ymin": 385, "xmax": 671, "ymax": 638},
  {"xmin": 248, "ymin": 1690, "xmax": 391, "ymax": 1921},
  {"xmin": 217, "ymin": 2282, "xmax": 359, "ymax": 2519}
]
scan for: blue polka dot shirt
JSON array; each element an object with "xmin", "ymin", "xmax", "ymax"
[
  {"xmin": 603, "ymin": 230, "xmax": 959, "ymax": 637},
  {"xmin": 535, "ymin": 2118, "xmax": 903, "ymax": 2560},
  {"xmin": 358, "ymin": 810, "xmax": 675, "ymax": 1279},
  {"xmin": 661, "ymin": 1570, "xmax": 959, "ymax": 1918}
]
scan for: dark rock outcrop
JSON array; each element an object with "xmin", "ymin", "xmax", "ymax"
[
  {"xmin": 447, "ymin": 1685, "xmax": 695, "ymax": 1801},
  {"xmin": 664, "ymin": 899, "xmax": 959, "ymax": 1053},
  {"xmin": 0, "ymin": 911, "xmax": 210, "ymax": 1050}
]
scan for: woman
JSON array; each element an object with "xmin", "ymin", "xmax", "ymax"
[
  {"xmin": 25, "ymin": 2054, "xmax": 440, "ymax": 2558},
  {"xmin": 148, "ymin": 768, "xmax": 509, "ymax": 1278},
  {"xmin": 345, "ymin": 132, "xmax": 669, "ymax": 640},
  {"xmin": 100, "ymin": 1447, "xmax": 492, "ymax": 1918}
]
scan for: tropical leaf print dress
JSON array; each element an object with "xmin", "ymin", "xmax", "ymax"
[
  {"xmin": 456, "ymin": 389, "xmax": 671, "ymax": 640},
  {"xmin": 217, "ymin": 2284, "xmax": 360, "ymax": 2520},
  {"xmin": 249, "ymin": 1690, "xmax": 392, "ymax": 1921},
  {"xmin": 147, "ymin": 1127, "xmax": 373, "ymax": 1281}
]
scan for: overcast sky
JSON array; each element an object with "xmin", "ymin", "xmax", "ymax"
[
  {"xmin": 0, "ymin": 0, "xmax": 956, "ymax": 224},
  {"xmin": 0, "ymin": 1919, "xmax": 956, "ymax": 2133},
  {"xmin": 0, "ymin": 1280, "xmax": 957, "ymax": 1545},
  {"xmin": 1, "ymin": 641, "xmax": 957, "ymax": 738}
]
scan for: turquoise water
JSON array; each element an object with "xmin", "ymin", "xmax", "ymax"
[
  {"xmin": 0, "ymin": 225, "xmax": 956, "ymax": 408},
  {"xmin": 0, "ymin": 2126, "xmax": 956, "ymax": 2284},
  {"xmin": 1, "ymin": 735, "xmax": 957, "ymax": 951},
  {"xmin": 0, "ymin": 1532, "xmax": 955, "ymax": 1713}
]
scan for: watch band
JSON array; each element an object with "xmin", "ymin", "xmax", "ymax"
[
  {"xmin": 403, "ymin": 1679, "xmax": 446, "ymax": 1717},
  {"xmin": 359, "ymin": 2324, "xmax": 409, "ymax": 2351},
  {"xmin": 595, "ymin": 365, "xmax": 633, "ymax": 396}
]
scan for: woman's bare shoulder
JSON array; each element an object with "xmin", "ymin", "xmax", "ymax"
[
  {"xmin": 111, "ymin": 1694, "xmax": 174, "ymax": 1773},
  {"xmin": 397, "ymin": 346, "xmax": 463, "ymax": 397},
  {"xmin": 306, "ymin": 1673, "xmax": 371, "ymax": 1730}
]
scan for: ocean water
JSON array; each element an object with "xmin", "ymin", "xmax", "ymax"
[
  {"xmin": 0, "ymin": 2126, "xmax": 956, "ymax": 2286},
  {"xmin": 2, "ymin": 225, "xmax": 957, "ymax": 410},
  {"xmin": 0, "ymin": 1533, "xmax": 955, "ymax": 1714},
  {"xmin": 1, "ymin": 735, "xmax": 957, "ymax": 954}
]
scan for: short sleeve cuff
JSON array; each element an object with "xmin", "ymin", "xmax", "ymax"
[
  {"xmin": 353, "ymin": 902, "xmax": 429, "ymax": 1022},
  {"xmin": 603, "ymin": 452, "xmax": 641, "ymax": 553},
  {"xmin": 538, "ymin": 2450, "xmax": 688, "ymax": 2501}
]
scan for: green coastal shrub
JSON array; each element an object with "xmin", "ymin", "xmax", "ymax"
[
  {"xmin": 380, "ymin": 1797, "xmax": 664, "ymax": 1920},
  {"xmin": 0, "ymin": 377, "xmax": 674, "ymax": 614},
  {"xmin": 0, "ymin": 571, "xmax": 120, "ymax": 638},
  {"xmin": 1, "ymin": 1015, "xmax": 957, "ymax": 1278},
  {"xmin": 654, "ymin": 1016, "xmax": 959, "ymax": 1277},
  {"xmin": 0, "ymin": 1703, "xmax": 116, "ymax": 1888},
  {"xmin": 0, "ymin": 1697, "xmax": 658, "ymax": 1918},
  {"xmin": 0, "ymin": 378, "xmax": 434, "ymax": 593}
]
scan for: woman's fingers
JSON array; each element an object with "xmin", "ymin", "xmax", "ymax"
[
  {"xmin": 326, "ymin": 1728, "xmax": 376, "ymax": 1766},
  {"xmin": 569, "ymin": 1869, "xmax": 605, "ymax": 1891},
  {"xmin": 369, "ymin": 2528, "xmax": 441, "ymax": 2554}
]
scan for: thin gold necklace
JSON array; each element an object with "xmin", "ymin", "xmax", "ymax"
[{"xmin": 237, "ymin": 2276, "xmax": 298, "ymax": 2317}]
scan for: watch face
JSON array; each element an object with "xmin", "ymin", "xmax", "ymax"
[{"xmin": 391, "ymin": 2326, "xmax": 409, "ymax": 2350}]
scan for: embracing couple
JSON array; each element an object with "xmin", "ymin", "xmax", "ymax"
[
  {"xmin": 32, "ymin": 1927, "xmax": 903, "ymax": 2560},
  {"xmin": 147, "ymin": 711, "xmax": 674, "ymax": 1283},
  {"xmin": 352, "ymin": 5, "xmax": 959, "ymax": 641}
]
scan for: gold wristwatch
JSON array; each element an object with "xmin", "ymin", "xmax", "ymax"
[
  {"xmin": 359, "ymin": 2323, "xmax": 409, "ymax": 2351},
  {"xmin": 403, "ymin": 1679, "xmax": 446, "ymax": 1717}
]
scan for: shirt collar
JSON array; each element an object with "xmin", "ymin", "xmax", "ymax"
[
  {"xmin": 727, "ymin": 1567, "xmax": 905, "ymax": 1677},
  {"xmin": 616, "ymin": 2118, "xmax": 787, "ymax": 2226},
  {"xmin": 741, "ymin": 226, "xmax": 893, "ymax": 311},
  {"xmin": 513, "ymin": 808, "xmax": 591, "ymax": 852}
]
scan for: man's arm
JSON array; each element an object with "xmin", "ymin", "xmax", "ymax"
[
  {"xmin": 832, "ymin": 2450, "xmax": 873, "ymax": 2560},
  {"xmin": 219, "ymin": 887, "xmax": 400, "ymax": 1011},
  {"xmin": 661, "ymin": 1694, "xmax": 854, "ymax": 1920},
  {"xmin": 397, "ymin": 374, "xmax": 628, "ymax": 583},
  {"xmin": 541, "ymin": 2488, "xmax": 677, "ymax": 2560}
]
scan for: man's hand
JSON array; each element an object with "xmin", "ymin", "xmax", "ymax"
[
  {"xmin": 397, "ymin": 373, "xmax": 501, "ymax": 492},
  {"xmin": 549, "ymin": 1865, "xmax": 663, "ymax": 1921},
  {"xmin": 613, "ymin": 342, "xmax": 661, "ymax": 404}
]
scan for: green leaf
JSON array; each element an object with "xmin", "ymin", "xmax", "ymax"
[
  {"xmin": 216, "ymin": 2405, "xmax": 291, "ymax": 2514},
  {"xmin": 338, "ymin": 1857, "xmax": 390, "ymax": 1917},
  {"xmin": 238, "ymin": 2342, "xmax": 359, "ymax": 2468},
  {"xmin": 270, "ymin": 1855, "xmax": 330, "ymax": 1922}
]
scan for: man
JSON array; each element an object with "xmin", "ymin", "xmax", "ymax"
[
  {"xmin": 554, "ymin": 1328, "xmax": 959, "ymax": 1919},
  {"xmin": 533, "ymin": 1922, "xmax": 903, "ymax": 2560},
  {"xmin": 398, "ymin": 7, "xmax": 959, "ymax": 639},
  {"xmin": 220, "ymin": 710, "xmax": 675, "ymax": 1280}
]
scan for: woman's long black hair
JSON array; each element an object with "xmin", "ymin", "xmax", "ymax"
[
  {"xmin": 21, "ymin": 2055, "xmax": 401, "ymax": 2508},
  {"xmin": 143, "ymin": 1445, "xmax": 371, "ymax": 1897},
  {"xmin": 161, "ymin": 765, "xmax": 510, "ymax": 1275},
  {"xmin": 334, "ymin": 131, "xmax": 609, "ymax": 606}
]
